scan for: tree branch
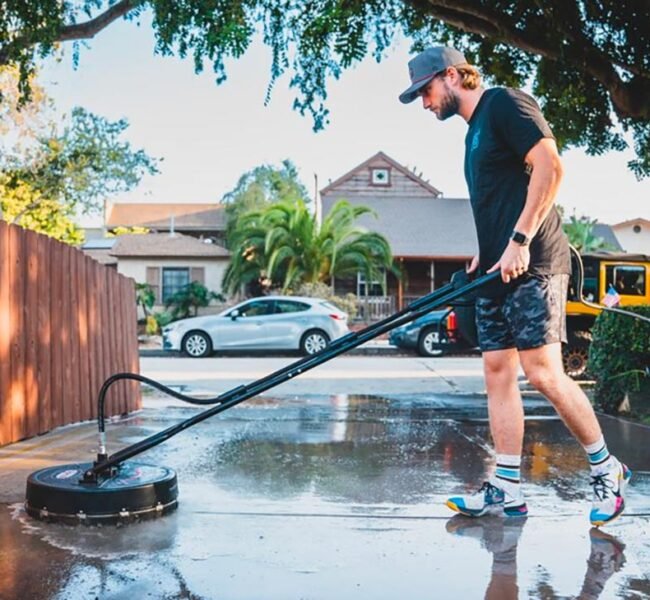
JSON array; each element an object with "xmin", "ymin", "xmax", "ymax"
[
  {"xmin": 0, "ymin": 0, "xmax": 143, "ymax": 66},
  {"xmin": 406, "ymin": 0, "xmax": 650, "ymax": 119},
  {"xmin": 58, "ymin": 0, "xmax": 143, "ymax": 42}
]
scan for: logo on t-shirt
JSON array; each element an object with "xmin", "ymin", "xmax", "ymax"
[{"xmin": 470, "ymin": 129, "xmax": 481, "ymax": 153}]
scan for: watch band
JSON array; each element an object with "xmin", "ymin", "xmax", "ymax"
[{"xmin": 511, "ymin": 230, "xmax": 531, "ymax": 246}]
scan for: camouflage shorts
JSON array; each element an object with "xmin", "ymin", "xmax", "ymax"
[{"xmin": 475, "ymin": 274, "xmax": 568, "ymax": 352}]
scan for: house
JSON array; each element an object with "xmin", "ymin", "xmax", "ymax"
[
  {"xmin": 109, "ymin": 233, "xmax": 230, "ymax": 306},
  {"xmin": 610, "ymin": 218, "xmax": 650, "ymax": 254},
  {"xmin": 81, "ymin": 237, "xmax": 117, "ymax": 267},
  {"xmin": 106, "ymin": 202, "xmax": 227, "ymax": 246},
  {"xmin": 320, "ymin": 151, "xmax": 477, "ymax": 309}
]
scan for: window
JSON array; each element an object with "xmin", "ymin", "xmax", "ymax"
[
  {"xmin": 605, "ymin": 265, "xmax": 646, "ymax": 296},
  {"xmin": 275, "ymin": 300, "xmax": 310, "ymax": 313},
  {"xmin": 357, "ymin": 271, "xmax": 385, "ymax": 296},
  {"xmin": 162, "ymin": 268, "xmax": 190, "ymax": 303},
  {"xmin": 370, "ymin": 167, "xmax": 390, "ymax": 186},
  {"xmin": 236, "ymin": 300, "xmax": 274, "ymax": 317}
]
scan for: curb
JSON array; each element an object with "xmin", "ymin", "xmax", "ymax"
[{"xmin": 139, "ymin": 345, "xmax": 412, "ymax": 358}]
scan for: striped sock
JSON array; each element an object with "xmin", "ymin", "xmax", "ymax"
[
  {"xmin": 495, "ymin": 454, "xmax": 522, "ymax": 497},
  {"xmin": 584, "ymin": 436, "xmax": 611, "ymax": 470}
]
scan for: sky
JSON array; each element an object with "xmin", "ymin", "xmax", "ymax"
[{"xmin": 39, "ymin": 13, "xmax": 648, "ymax": 227}]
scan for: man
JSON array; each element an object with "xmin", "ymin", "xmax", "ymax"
[{"xmin": 399, "ymin": 47, "xmax": 630, "ymax": 526}]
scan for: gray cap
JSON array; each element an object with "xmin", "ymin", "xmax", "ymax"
[{"xmin": 399, "ymin": 47, "xmax": 467, "ymax": 104}]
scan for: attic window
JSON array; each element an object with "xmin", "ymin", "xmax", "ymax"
[
  {"xmin": 370, "ymin": 167, "xmax": 390, "ymax": 186},
  {"xmin": 633, "ymin": 224, "xmax": 641, "ymax": 233}
]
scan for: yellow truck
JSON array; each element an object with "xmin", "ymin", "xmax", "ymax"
[{"xmin": 564, "ymin": 252, "xmax": 650, "ymax": 377}]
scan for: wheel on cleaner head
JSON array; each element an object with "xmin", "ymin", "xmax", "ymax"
[
  {"xmin": 300, "ymin": 329, "xmax": 330, "ymax": 355},
  {"xmin": 182, "ymin": 330, "xmax": 212, "ymax": 358}
]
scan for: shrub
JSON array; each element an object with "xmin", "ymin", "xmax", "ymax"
[
  {"xmin": 589, "ymin": 305, "xmax": 650, "ymax": 414},
  {"xmin": 165, "ymin": 281, "xmax": 225, "ymax": 319},
  {"xmin": 153, "ymin": 311, "xmax": 174, "ymax": 330},
  {"xmin": 291, "ymin": 281, "xmax": 358, "ymax": 320},
  {"xmin": 145, "ymin": 314, "xmax": 159, "ymax": 336}
]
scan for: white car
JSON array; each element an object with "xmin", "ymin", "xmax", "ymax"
[{"xmin": 162, "ymin": 296, "xmax": 350, "ymax": 357}]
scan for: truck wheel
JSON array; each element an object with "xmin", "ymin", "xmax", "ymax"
[
  {"xmin": 418, "ymin": 327, "xmax": 443, "ymax": 357},
  {"xmin": 562, "ymin": 331, "xmax": 592, "ymax": 379}
]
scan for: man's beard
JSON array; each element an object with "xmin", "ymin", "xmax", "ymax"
[{"xmin": 437, "ymin": 83, "xmax": 460, "ymax": 120}]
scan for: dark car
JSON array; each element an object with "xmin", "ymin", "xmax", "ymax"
[
  {"xmin": 389, "ymin": 270, "xmax": 480, "ymax": 357},
  {"xmin": 389, "ymin": 306, "xmax": 478, "ymax": 357}
]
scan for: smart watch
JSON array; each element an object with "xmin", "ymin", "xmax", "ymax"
[{"xmin": 511, "ymin": 230, "xmax": 531, "ymax": 246}]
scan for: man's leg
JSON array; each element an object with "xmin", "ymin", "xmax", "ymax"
[
  {"xmin": 518, "ymin": 342, "xmax": 632, "ymax": 526},
  {"xmin": 446, "ymin": 347, "xmax": 527, "ymax": 517},
  {"xmin": 518, "ymin": 342, "xmax": 600, "ymax": 444},
  {"xmin": 483, "ymin": 348, "xmax": 524, "ymax": 456}
]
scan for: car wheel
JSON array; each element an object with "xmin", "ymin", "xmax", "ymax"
[
  {"xmin": 182, "ymin": 331, "xmax": 212, "ymax": 358},
  {"xmin": 300, "ymin": 329, "xmax": 330, "ymax": 355},
  {"xmin": 417, "ymin": 327, "xmax": 443, "ymax": 357}
]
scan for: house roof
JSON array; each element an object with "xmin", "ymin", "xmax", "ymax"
[
  {"xmin": 321, "ymin": 194, "xmax": 477, "ymax": 257},
  {"xmin": 107, "ymin": 203, "xmax": 227, "ymax": 230},
  {"xmin": 110, "ymin": 233, "xmax": 230, "ymax": 258},
  {"xmin": 611, "ymin": 218, "xmax": 650, "ymax": 229},
  {"xmin": 82, "ymin": 238, "xmax": 116, "ymax": 250},
  {"xmin": 592, "ymin": 223, "xmax": 623, "ymax": 251},
  {"xmin": 320, "ymin": 151, "xmax": 442, "ymax": 197}
]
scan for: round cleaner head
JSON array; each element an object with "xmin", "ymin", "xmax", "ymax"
[{"xmin": 25, "ymin": 462, "xmax": 178, "ymax": 525}]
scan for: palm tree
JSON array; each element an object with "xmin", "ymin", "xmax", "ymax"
[{"xmin": 223, "ymin": 199, "xmax": 396, "ymax": 295}]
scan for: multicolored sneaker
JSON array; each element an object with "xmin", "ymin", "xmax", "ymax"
[
  {"xmin": 446, "ymin": 481, "xmax": 505, "ymax": 517},
  {"xmin": 503, "ymin": 494, "xmax": 529, "ymax": 518},
  {"xmin": 589, "ymin": 457, "xmax": 632, "ymax": 527}
]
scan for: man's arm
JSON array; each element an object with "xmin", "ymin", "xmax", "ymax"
[
  {"xmin": 515, "ymin": 137, "xmax": 564, "ymax": 238},
  {"xmin": 488, "ymin": 137, "xmax": 564, "ymax": 282}
]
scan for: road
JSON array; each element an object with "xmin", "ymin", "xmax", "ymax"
[{"xmin": 139, "ymin": 354, "xmax": 493, "ymax": 397}]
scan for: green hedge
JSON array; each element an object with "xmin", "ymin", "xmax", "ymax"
[{"xmin": 588, "ymin": 305, "xmax": 650, "ymax": 414}]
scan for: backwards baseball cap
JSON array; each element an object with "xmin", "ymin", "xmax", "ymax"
[{"xmin": 399, "ymin": 46, "xmax": 467, "ymax": 104}]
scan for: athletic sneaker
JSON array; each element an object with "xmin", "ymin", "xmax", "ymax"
[
  {"xmin": 446, "ymin": 481, "xmax": 528, "ymax": 518},
  {"xmin": 589, "ymin": 457, "xmax": 632, "ymax": 527}
]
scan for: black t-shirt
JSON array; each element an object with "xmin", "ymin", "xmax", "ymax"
[{"xmin": 464, "ymin": 87, "xmax": 571, "ymax": 297}]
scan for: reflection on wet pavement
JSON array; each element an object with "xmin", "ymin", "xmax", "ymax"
[{"xmin": 1, "ymin": 393, "xmax": 649, "ymax": 599}]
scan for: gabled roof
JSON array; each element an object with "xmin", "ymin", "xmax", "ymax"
[
  {"xmin": 321, "ymin": 194, "xmax": 477, "ymax": 257},
  {"xmin": 592, "ymin": 223, "xmax": 623, "ymax": 251},
  {"xmin": 107, "ymin": 203, "xmax": 227, "ymax": 230},
  {"xmin": 320, "ymin": 151, "xmax": 442, "ymax": 197},
  {"xmin": 110, "ymin": 233, "xmax": 230, "ymax": 258},
  {"xmin": 611, "ymin": 218, "xmax": 650, "ymax": 229}
]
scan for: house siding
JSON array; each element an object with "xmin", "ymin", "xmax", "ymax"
[
  {"xmin": 325, "ymin": 160, "xmax": 436, "ymax": 198},
  {"xmin": 613, "ymin": 223, "xmax": 650, "ymax": 254},
  {"xmin": 118, "ymin": 258, "xmax": 228, "ymax": 305}
]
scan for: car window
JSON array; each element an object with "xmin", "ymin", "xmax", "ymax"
[
  {"xmin": 274, "ymin": 300, "xmax": 310, "ymax": 314},
  {"xmin": 605, "ymin": 265, "xmax": 646, "ymax": 296},
  {"xmin": 319, "ymin": 301, "xmax": 340, "ymax": 312},
  {"xmin": 237, "ymin": 300, "xmax": 274, "ymax": 317}
]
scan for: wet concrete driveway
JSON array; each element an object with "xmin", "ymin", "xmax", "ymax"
[{"xmin": 1, "ymin": 392, "xmax": 650, "ymax": 599}]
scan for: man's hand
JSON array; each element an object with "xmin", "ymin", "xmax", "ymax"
[
  {"xmin": 467, "ymin": 254, "xmax": 479, "ymax": 274},
  {"xmin": 487, "ymin": 242, "xmax": 530, "ymax": 283}
]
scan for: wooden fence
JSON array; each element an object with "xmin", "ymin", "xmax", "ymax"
[{"xmin": 0, "ymin": 221, "xmax": 141, "ymax": 447}]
